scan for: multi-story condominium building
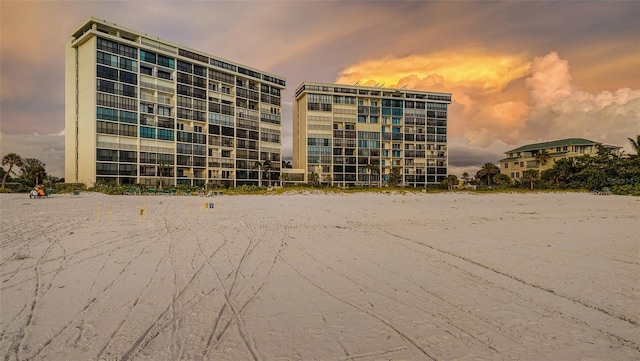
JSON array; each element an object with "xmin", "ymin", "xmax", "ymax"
[
  {"xmin": 293, "ymin": 83, "xmax": 451, "ymax": 187},
  {"xmin": 65, "ymin": 18, "xmax": 285, "ymax": 187},
  {"xmin": 499, "ymin": 138, "xmax": 622, "ymax": 180}
]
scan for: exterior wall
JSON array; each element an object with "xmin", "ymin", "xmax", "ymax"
[
  {"xmin": 65, "ymin": 18, "xmax": 285, "ymax": 188},
  {"xmin": 64, "ymin": 39, "xmax": 77, "ymax": 183},
  {"xmin": 293, "ymin": 83, "xmax": 451, "ymax": 187},
  {"xmin": 292, "ymin": 93, "xmax": 308, "ymax": 173},
  {"xmin": 76, "ymin": 37, "xmax": 98, "ymax": 186},
  {"xmin": 499, "ymin": 141, "xmax": 598, "ymax": 180}
]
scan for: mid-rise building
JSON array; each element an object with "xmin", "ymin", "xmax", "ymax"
[
  {"xmin": 65, "ymin": 18, "xmax": 285, "ymax": 187},
  {"xmin": 293, "ymin": 83, "xmax": 451, "ymax": 187},
  {"xmin": 498, "ymin": 138, "xmax": 622, "ymax": 180}
]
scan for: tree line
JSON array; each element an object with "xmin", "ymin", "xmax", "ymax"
[
  {"xmin": 446, "ymin": 135, "xmax": 640, "ymax": 195},
  {"xmin": 4, "ymin": 135, "xmax": 638, "ymax": 195},
  {"xmin": 1, "ymin": 153, "xmax": 61, "ymax": 191}
]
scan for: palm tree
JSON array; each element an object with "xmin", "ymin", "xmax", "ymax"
[
  {"xmin": 444, "ymin": 174, "xmax": 458, "ymax": 190},
  {"xmin": 522, "ymin": 169, "xmax": 539, "ymax": 190},
  {"xmin": 279, "ymin": 172, "xmax": 289, "ymax": 186},
  {"xmin": 365, "ymin": 159, "xmax": 381, "ymax": 187},
  {"xmin": 388, "ymin": 166, "xmax": 402, "ymax": 187},
  {"xmin": 157, "ymin": 163, "xmax": 170, "ymax": 189},
  {"xmin": 282, "ymin": 160, "xmax": 292, "ymax": 168},
  {"xmin": 20, "ymin": 158, "xmax": 46, "ymax": 187},
  {"xmin": 263, "ymin": 160, "xmax": 272, "ymax": 186},
  {"xmin": 253, "ymin": 160, "xmax": 272, "ymax": 187},
  {"xmin": 323, "ymin": 174, "xmax": 332, "ymax": 186},
  {"xmin": 1, "ymin": 153, "xmax": 24, "ymax": 189},
  {"xmin": 553, "ymin": 158, "xmax": 575, "ymax": 187},
  {"xmin": 628, "ymin": 134, "xmax": 640, "ymax": 157},
  {"xmin": 308, "ymin": 171, "xmax": 320, "ymax": 186},
  {"xmin": 253, "ymin": 161, "xmax": 263, "ymax": 186},
  {"xmin": 476, "ymin": 162, "xmax": 500, "ymax": 186},
  {"xmin": 536, "ymin": 149, "xmax": 551, "ymax": 167}
]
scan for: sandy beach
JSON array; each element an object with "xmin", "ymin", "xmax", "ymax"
[{"xmin": 1, "ymin": 191, "xmax": 638, "ymax": 361}]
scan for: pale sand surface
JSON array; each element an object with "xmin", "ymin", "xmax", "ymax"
[{"xmin": 1, "ymin": 191, "xmax": 638, "ymax": 361}]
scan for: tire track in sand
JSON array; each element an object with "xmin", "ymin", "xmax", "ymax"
[{"xmin": 378, "ymin": 227, "xmax": 640, "ymax": 353}]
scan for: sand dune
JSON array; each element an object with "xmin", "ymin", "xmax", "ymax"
[{"xmin": 1, "ymin": 192, "xmax": 639, "ymax": 360}]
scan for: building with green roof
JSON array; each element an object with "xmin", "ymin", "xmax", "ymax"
[{"xmin": 499, "ymin": 138, "xmax": 621, "ymax": 180}]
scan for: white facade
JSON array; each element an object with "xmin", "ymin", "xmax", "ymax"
[
  {"xmin": 293, "ymin": 83, "xmax": 451, "ymax": 187},
  {"xmin": 66, "ymin": 18, "xmax": 285, "ymax": 187}
]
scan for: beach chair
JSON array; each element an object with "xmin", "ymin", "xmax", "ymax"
[
  {"xmin": 45, "ymin": 189, "xmax": 54, "ymax": 197},
  {"xmin": 73, "ymin": 190, "xmax": 80, "ymax": 196},
  {"xmin": 146, "ymin": 189, "xmax": 156, "ymax": 195},
  {"xmin": 600, "ymin": 187, "xmax": 612, "ymax": 195},
  {"xmin": 124, "ymin": 187, "xmax": 139, "ymax": 195}
]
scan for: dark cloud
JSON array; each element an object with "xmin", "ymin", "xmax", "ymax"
[{"xmin": 1, "ymin": 1, "xmax": 637, "ymax": 178}]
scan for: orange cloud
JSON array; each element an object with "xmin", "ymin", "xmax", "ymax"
[
  {"xmin": 336, "ymin": 50, "xmax": 532, "ymax": 147},
  {"xmin": 334, "ymin": 51, "xmax": 639, "ymax": 153},
  {"xmin": 336, "ymin": 51, "xmax": 530, "ymax": 92}
]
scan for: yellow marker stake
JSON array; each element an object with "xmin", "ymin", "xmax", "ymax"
[{"xmin": 139, "ymin": 205, "xmax": 144, "ymax": 224}]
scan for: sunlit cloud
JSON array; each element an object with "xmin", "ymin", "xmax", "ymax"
[
  {"xmin": 334, "ymin": 50, "xmax": 640, "ymax": 166},
  {"xmin": 523, "ymin": 52, "xmax": 640, "ymax": 150},
  {"xmin": 336, "ymin": 50, "xmax": 532, "ymax": 147},
  {"xmin": 336, "ymin": 51, "xmax": 530, "ymax": 92}
]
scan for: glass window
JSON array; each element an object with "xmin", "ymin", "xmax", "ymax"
[
  {"xmin": 118, "ymin": 43, "xmax": 137, "ymax": 59},
  {"xmin": 157, "ymin": 70, "xmax": 172, "ymax": 80},
  {"xmin": 97, "ymin": 121, "xmax": 118, "ymax": 135},
  {"xmin": 140, "ymin": 50, "xmax": 156, "ymax": 64},
  {"xmin": 119, "ymin": 124, "xmax": 137, "ymax": 137},
  {"xmin": 97, "ymin": 79, "xmax": 116, "ymax": 94},
  {"xmin": 157, "ymin": 55, "xmax": 175, "ymax": 69},
  {"xmin": 97, "ymin": 38, "xmax": 118, "ymax": 54},
  {"xmin": 97, "ymin": 149, "xmax": 118, "ymax": 162},
  {"xmin": 97, "ymin": 107, "xmax": 118, "ymax": 121},
  {"xmin": 96, "ymin": 162, "xmax": 118, "ymax": 175},
  {"xmin": 119, "ymin": 57, "xmax": 138, "ymax": 72},
  {"xmin": 97, "ymin": 65, "xmax": 118, "ymax": 81},
  {"xmin": 119, "ymin": 150, "xmax": 137, "ymax": 163},
  {"xmin": 119, "ymin": 71, "xmax": 137, "ymax": 85},
  {"xmin": 140, "ymin": 126, "xmax": 156, "ymax": 139},
  {"xmin": 119, "ymin": 110, "xmax": 138, "ymax": 124},
  {"xmin": 97, "ymin": 51, "xmax": 118, "ymax": 67},
  {"xmin": 157, "ymin": 129, "xmax": 174, "ymax": 141},
  {"xmin": 177, "ymin": 60, "xmax": 192, "ymax": 73}
]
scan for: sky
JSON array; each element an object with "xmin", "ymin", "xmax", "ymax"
[{"xmin": 1, "ymin": 0, "xmax": 639, "ymax": 178}]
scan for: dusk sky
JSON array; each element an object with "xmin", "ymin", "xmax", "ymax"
[{"xmin": 1, "ymin": 1, "xmax": 638, "ymax": 178}]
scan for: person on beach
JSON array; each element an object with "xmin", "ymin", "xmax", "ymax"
[
  {"xmin": 29, "ymin": 187, "xmax": 38, "ymax": 198},
  {"xmin": 30, "ymin": 184, "xmax": 46, "ymax": 198}
]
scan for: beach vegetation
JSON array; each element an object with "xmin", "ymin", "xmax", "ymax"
[
  {"xmin": 442, "ymin": 174, "xmax": 458, "ymax": 190},
  {"xmin": 476, "ymin": 162, "xmax": 500, "ymax": 186},
  {"xmin": 308, "ymin": 171, "xmax": 320, "ymax": 187},
  {"xmin": 253, "ymin": 160, "xmax": 273, "ymax": 187},
  {"xmin": 19, "ymin": 158, "xmax": 47, "ymax": 187},
  {"xmin": 467, "ymin": 137, "xmax": 640, "ymax": 195},
  {"xmin": 388, "ymin": 166, "xmax": 403, "ymax": 187},
  {"xmin": 365, "ymin": 159, "xmax": 381, "ymax": 187},
  {"xmin": 628, "ymin": 135, "xmax": 639, "ymax": 157},
  {"xmin": 493, "ymin": 173, "xmax": 512, "ymax": 186},
  {"xmin": 521, "ymin": 169, "xmax": 539, "ymax": 190},
  {"xmin": 1, "ymin": 152, "xmax": 24, "ymax": 189}
]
